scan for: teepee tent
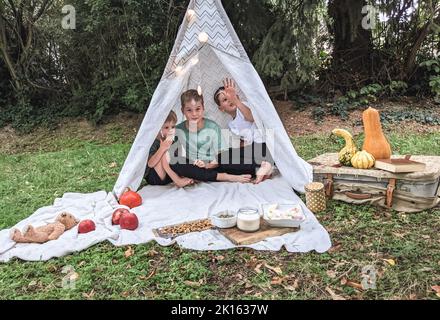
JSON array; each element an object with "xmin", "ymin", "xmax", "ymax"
[{"xmin": 113, "ymin": 0, "xmax": 313, "ymax": 198}]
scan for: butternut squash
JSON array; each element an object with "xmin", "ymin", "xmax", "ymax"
[{"xmin": 362, "ymin": 107, "xmax": 392, "ymax": 160}]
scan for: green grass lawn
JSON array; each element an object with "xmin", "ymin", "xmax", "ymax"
[{"xmin": 0, "ymin": 127, "xmax": 439, "ymax": 300}]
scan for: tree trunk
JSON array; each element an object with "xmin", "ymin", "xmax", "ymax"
[
  {"xmin": 328, "ymin": 0, "xmax": 373, "ymax": 75},
  {"xmin": 403, "ymin": 12, "xmax": 440, "ymax": 80},
  {"xmin": 0, "ymin": 14, "xmax": 21, "ymax": 90}
]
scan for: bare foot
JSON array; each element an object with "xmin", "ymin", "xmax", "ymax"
[
  {"xmin": 227, "ymin": 174, "xmax": 252, "ymax": 183},
  {"xmin": 175, "ymin": 177, "xmax": 194, "ymax": 188},
  {"xmin": 254, "ymin": 161, "xmax": 273, "ymax": 184}
]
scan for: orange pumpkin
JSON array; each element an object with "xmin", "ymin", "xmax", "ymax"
[
  {"xmin": 362, "ymin": 107, "xmax": 392, "ymax": 160},
  {"xmin": 119, "ymin": 188, "xmax": 142, "ymax": 209}
]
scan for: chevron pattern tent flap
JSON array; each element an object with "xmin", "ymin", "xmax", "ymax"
[{"xmin": 164, "ymin": 0, "xmax": 249, "ymax": 77}]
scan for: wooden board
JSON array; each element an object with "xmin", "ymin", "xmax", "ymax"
[{"xmin": 218, "ymin": 219, "xmax": 299, "ymax": 245}]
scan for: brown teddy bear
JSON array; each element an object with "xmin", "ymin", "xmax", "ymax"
[{"xmin": 10, "ymin": 212, "xmax": 79, "ymax": 244}]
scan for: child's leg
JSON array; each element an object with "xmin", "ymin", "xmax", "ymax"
[
  {"xmin": 153, "ymin": 159, "xmax": 167, "ymax": 181},
  {"xmin": 162, "ymin": 154, "xmax": 194, "ymax": 188},
  {"xmin": 216, "ymin": 149, "xmax": 272, "ymax": 184},
  {"xmin": 216, "ymin": 172, "xmax": 252, "ymax": 183},
  {"xmin": 145, "ymin": 159, "xmax": 172, "ymax": 186},
  {"xmin": 169, "ymin": 157, "xmax": 251, "ymax": 184}
]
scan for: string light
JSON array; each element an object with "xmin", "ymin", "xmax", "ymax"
[
  {"xmin": 175, "ymin": 65, "xmax": 184, "ymax": 76},
  {"xmin": 198, "ymin": 32, "xmax": 209, "ymax": 43},
  {"xmin": 187, "ymin": 9, "xmax": 196, "ymax": 22},
  {"xmin": 197, "ymin": 85, "xmax": 203, "ymax": 95}
]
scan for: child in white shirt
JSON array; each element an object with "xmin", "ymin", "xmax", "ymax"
[{"xmin": 214, "ymin": 78, "xmax": 274, "ymax": 183}]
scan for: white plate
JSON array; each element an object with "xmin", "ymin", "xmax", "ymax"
[{"xmin": 261, "ymin": 204, "xmax": 306, "ymax": 228}]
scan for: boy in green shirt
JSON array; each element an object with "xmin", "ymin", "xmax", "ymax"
[{"xmin": 174, "ymin": 89, "xmax": 267, "ymax": 183}]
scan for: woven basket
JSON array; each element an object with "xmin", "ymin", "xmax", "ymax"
[{"xmin": 305, "ymin": 182, "xmax": 326, "ymax": 213}]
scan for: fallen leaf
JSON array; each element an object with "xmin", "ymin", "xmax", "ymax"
[
  {"xmin": 346, "ymin": 280, "xmax": 363, "ymax": 291},
  {"xmin": 283, "ymin": 285, "xmax": 297, "ymax": 291},
  {"xmin": 264, "ymin": 263, "xmax": 283, "ymax": 275},
  {"xmin": 326, "ymin": 270, "xmax": 337, "ymax": 278},
  {"xmin": 329, "ymin": 244, "xmax": 342, "ymax": 253},
  {"xmin": 122, "ymin": 291, "xmax": 130, "ymax": 297},
  {"xmin": 432, "ymin": 286, "xmax": 440, "ymax": 294},
  {"xmin": 146, "ymin": 249, "xmax": 159, "ymax": 257},
  {"xmin": 340, "ymin": 277, "xmax": 348, "ymax": 285},
  {"xmin": 28, "ymin": 280, "xmax": 37, "ymax": 287},
  {"xmin": 392, "ymin": 232, "xmax": 406, "ymax": 239},
  {"xmin": 383, "ymin": 259, "xmax": 396, "ymax": 266},
  {"xmin": 78, "ymin": 261, "xmax": 86, "ymax": 267},
  {"xmin": 325, "ymin": 287, "xmax": 346, "ymax": 300},
  {"xmin": 125, "ymin": 246, "xmax": 134, "ymax": 258},
  {"xmin": 215, "ymin": 255, "xmax": 225, "ymax": 261},
  {"xmin": 183, "ymin": 279, "xmax": 203, "ymax": 287},
  {"xmin": 109, "ymin": 162, "xmax": 117, "ymax": 168},
  {"xmin": 245, "ymin": 256, "xmax": 259, "ymax": 268},
  {"xmin": 47, "ymin": 265, "xmax": 58, "ymax": 272},
  {"xmin": 69, "ymin": 272, "xmax": 80, "ymax": 282},
  {"xmin": 244, "ymin": 290, "xmax": 254, "ymax": 295},
  {"xmin": 83, "ymin": 289, "xmax": 95, "ymax": 299},
  {"xmin": 254, "ymin": 263, "xmax": 263, "ymax": 274},
  {"xmin": 271, "ymin": 277, "xmax": 284, "ymax": 285},
  {"xmin": 418, "ymin": 267, "xmax": 432, "ymax": 272},
  {"xmin": 244, "ymin": 281, "xmax": 253, "ymax": 289},
  {"xmin": 139, "ymin": 270, "xmax": 155, "ymax": 281},
  {"xmin": 184, "ymin": 280, "xmax": 201, "ymax": 287},
  {"xmin": 340, "ymin": 277, "xmax": 363, "ymax": 290}
]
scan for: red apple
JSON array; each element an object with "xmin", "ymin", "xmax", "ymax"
[
  {"xmin": 112, "ymin": 208, "xmax": 130, "ymax": 225},
  {"xmin": 78, "ymin": 220, "xmax": 96, "ymax": 234},
  {"xmin": 119, "ymin": 189, "xmax": 142, "ymax": 209},
  {"xmin": 119, "ymin": 212, "xmax": 139, "ymax": 231}
]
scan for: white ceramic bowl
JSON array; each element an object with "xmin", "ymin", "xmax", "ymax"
[{"xmin": 210, "ymin": 211, "xmax": 237, "ymax": 229}]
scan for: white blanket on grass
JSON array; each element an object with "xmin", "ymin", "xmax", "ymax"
[{"xmin": 0, "ymin": 176, "xmax": 332, "ymax": 262}]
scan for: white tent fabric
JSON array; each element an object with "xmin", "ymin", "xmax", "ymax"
[
  {"xmin": 113, "ymin": 0, "xmax": 313, "ymax": 197},
  {"xmin": 0, "ymin": 0, "xmax": 332, "ymax": 262}
]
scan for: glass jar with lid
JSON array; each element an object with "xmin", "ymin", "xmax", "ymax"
[{"xmin": 237, "ymin": 207, "xmax": 260, "ymax": 232}]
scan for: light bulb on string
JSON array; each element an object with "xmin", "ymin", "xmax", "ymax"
[
  {"xmin": 198, "ymin": 32, "xmax": 209, "ymax": 43},
  {"xmin": 197, "ymin": 85, "xmax": 203, "ymax": 96},
  {"xmin": 175, "ymin": 65, "xmax": 184, "ymax": 76},
  {"xmin": 187, "ymin": 9, "xmax": 196, "ymax": 22}
]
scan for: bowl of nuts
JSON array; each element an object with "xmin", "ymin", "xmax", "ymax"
[{"xmin": 210, "ymin": 210, "xmax": 237, "ymax": 229}]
